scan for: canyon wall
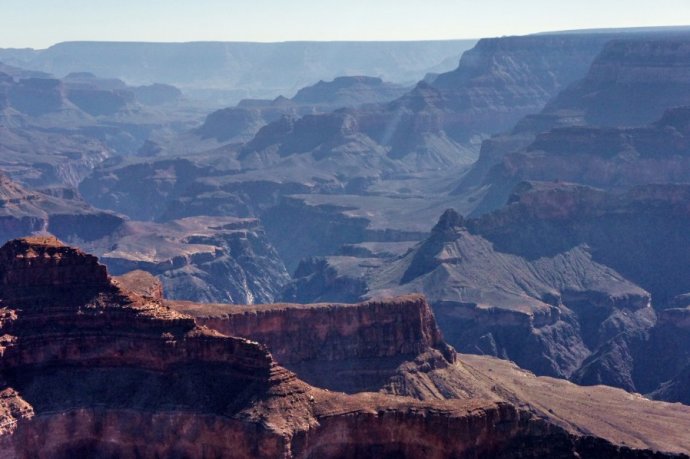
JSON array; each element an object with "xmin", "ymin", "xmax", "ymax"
[
  {"xmin": 169, "ymin": 294, "xmax": 456, "ymax": 393},
  {"xmin": 0, "ymin": 237, "xmax": 686, "ymax": 457}
]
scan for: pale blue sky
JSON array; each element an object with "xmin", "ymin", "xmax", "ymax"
[{"xmin": 2, "ymin": 0, "xmax": 690, "ymax": 48}]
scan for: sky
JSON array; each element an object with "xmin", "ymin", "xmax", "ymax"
[{"xmin": 2, "ymin": 0, "xmax": 690, "ymax": 49}]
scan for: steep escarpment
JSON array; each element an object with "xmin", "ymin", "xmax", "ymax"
[
  {"xmin": 470, "ymin": 106, "xmax": 690, "ymax": 213},
  {"xmin": 470, "ymin": 182, "xmax": 690, "ymax": 304},
  {"xmin": 462, "ymin": 183, "xmax": 690, "ymax": 396},
  {"xmin": 456, "ymin": 35, "xmax": 690, "ymax": 211},
  {"xmin": 1, "ymin": 237, "xmax": 681, "ymax": 458},
  {"xmin": 283, "ymin": 182, "xmax": 690, "ymax": 398},
  {"xmin": 286, "ymin": 204, "xmax": 653, "ymax": 379},
  {"xmin": 235, "ymin": 33, "xmax": 613, "ymax": 173},
  {"xmin": 0, "ymin": 236, "xmax": 302, "ymax": 458},
  {"xmin": 428, "ymin": 34, "xmax": 613, "ymax": 139},
  {"xmin": 542, "ymin": 36, "xmax": 690, "ymax": 128},
  {"xmin": 168, "ymin": 294, "xmax": 456, "ymax": 393},
  {"xmin": 168, "ymin": 287, "xmax": 690, "ymax": 456}
]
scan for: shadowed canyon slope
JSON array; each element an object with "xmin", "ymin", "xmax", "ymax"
[
  {"xmin": 2, "ymin": 26, "xmax": 690, "ymax": 457},
  {"xmin": 285, "ymin": 183, "xmax": 690, "ymax": 399},
  {"xmin": 0, "ymin": 237, "xmax": 687, "ymax": 457},
  {"xmin": 0, "ymin": 172, "xmax": 289, "ymax": 304}
]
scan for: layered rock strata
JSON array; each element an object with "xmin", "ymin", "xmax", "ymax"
[
  {"xmin": 169, "ymin": 277, "xmax": 690, "ymax": 457},
  {"xmin": 168, "ymin": 294, "xmax": 456, "ymax": 393},
  {"xmin": 0, "ymin": 237, "xmax": 687, "ymax": 457}
]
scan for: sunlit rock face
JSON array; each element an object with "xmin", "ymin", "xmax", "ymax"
[
  {"xmin": 457, "ymin": 35, "xmax": 690, "ymax": 214},
  {"xmin": 168, "ymin": 294, "xmax": 457, "ymax": 393},
  {"xmin": 0, "ymin": 237, "xmax": 686, "ymax": 457}
]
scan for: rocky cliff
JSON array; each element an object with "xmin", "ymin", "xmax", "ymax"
[
  {"xmin": 456, "ymin": 35, "xmax": 690, "ymax": 212},
  {"xmin": 283, "ymin": 183, "xmax": 690, "ymax": 399},
  {"xmin": 428, "ymin": 34, "xmax": 614, "ymax": 140},
  {"xmin": 168, "ymin": 294, "xmax": 456, "ymax": 393},
  {"xmin": 74, "ymin": 32, "xmax": 635, "ymax": 277},
  {"xmin": 285, "ymin": 203, "xmax": 654, "ymax": 379},
  {"xmin": 0, "ymin": 171, "xmax": 289, "ymax": 305},
  {"xmin": 470, "ymin": 182, "xmax": 690, "ymax": 304},
  {"xmin": 0, "ymin": 236, "xmax": 293, "ymax": 457},
  {"xmin": 2, "ymin": 237, "xmax": 684, "ymax": 458},
  {"xmin": 0, "ymin": 238, "xmax": 690, "ymax": 458},
  {"xmin": 167, "ymin": 274, "xmax": 690, "ymax": 457},
  {"xmin": 542, "ymin": 36, "xmax": 690, "ymax": 127},
  {"xmin": 470, "ymin": 106, "xmax": 690, "ymax": 213},
  {"xmin": 390, "ymin": 353, "xmax": 690, "ymax": 456},
  {"xmin": 0, "ymin": 172, "xmax": 124, "ymax": 243},
  {"xmin": 165, "ymin": 275, "xmax": 690, "ymax": 456},
  {"xmin": 235, "ymin": 33, "xmax": 614, "ymax": 173}
]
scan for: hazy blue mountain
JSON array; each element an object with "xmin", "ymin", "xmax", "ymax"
[{"xmin": 0, "ymin": 40, "xmax": 476, "ymax": 104}]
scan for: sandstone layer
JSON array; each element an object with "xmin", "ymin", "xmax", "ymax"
[
  {"xmin": 168, "ymin": 294, "xmax": 456, "ymax": 393},
  {"xmin": 0, "ymin": 237, "xmax": 688, "ymax": 457},
  {"xmin": 168, "ymin": 279, "xmax": 690, "ymax": 457}
]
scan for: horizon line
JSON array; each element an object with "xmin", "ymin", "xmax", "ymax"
[{"xmin": 4, "ymin": 24, "xmax": 690, "ymax": 51}]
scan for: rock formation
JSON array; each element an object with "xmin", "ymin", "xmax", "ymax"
[
  {"xmin": 456, "ymin": 34, "xmax": 690, "ymax": 214},
  {"xmin": 93, "ymin": 216, "xmax": 291, "ymax": 304},
  {"xmin": 467, "ymin": 105, "xmax": 690, "ymax": 214},
  {"xmin": 285, "ymin": 203, "xmax": 654, "ymax": 379},
  {"xmin": 0, "ymin": 236, "xmax": 293, "ymax": 457},
  {"xmin": 283, "ymin": 181, "xmax": 690, "ymax": 396},
  {"xmin": 234, "ymin": 33, "xmax": 615, "ymax": 173},
  {"xmin": 541, "ymin": 36, "xmax": 690, "ymax": 128},
  {"xmin": 196, "ymin": 76, "xmax": 407, "ymax": 143},
  {"xmin": 3, "ymin": 237, "xmax": 688, "ymax": 457},
  {"xmin": 3, "ymin": 30, "xmax": 690, "ymax": 457},
  {"xmin": 0, "ymin": 172, "xmax": 124, "ymax": 243},
  {"xmin": 165, "ymin": 269, "xmax": 690, "ymax": 457},
  {"xmin": 0, "ymin": 172, "xmax": 289, "ymax": 305},
  {"xmin": 168, "ymin": 294, "xmax": 456, "ymax": 393},
  {"xmin": 75, "ymin": 32, "xmax": 636, "ymax": 276}
]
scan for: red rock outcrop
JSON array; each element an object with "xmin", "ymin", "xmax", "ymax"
[
  {"xmin": 0, "ymin": 237, "xmax": 687, "ymax": 458},
  {"xmin": 0, "ymin": 236, "xmax": 299, "ymax": 457},
  {"xmin": 168, "ymin": 295, "xmax": 456, "ymax": 392}
]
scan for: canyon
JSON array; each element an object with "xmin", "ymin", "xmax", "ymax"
[
  {"xmin": 286, "ymin": 183, "xmax": 690, "ymax": 397},
  {"xmin": 1, "ymin": 24, "xmax": 690, "ymax": 456},
  {"xmin": 0, "ymin": 41, "xmax": 475, "ymax": 104},
  {"xmin": 0, "ymin": 237, "xmax": 688, "ymax": 458}
]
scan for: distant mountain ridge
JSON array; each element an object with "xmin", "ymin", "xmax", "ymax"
[
  {"xmin": 0, "ymin": 40, "xmax": 476, "ymax": 104},
  {"xmin": 195, "ymin": 75, "xmax": 408, "ymax": 143}
]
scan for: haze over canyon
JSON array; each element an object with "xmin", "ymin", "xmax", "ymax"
[{"xmin": 1, "ymin": 16, "xmax": 690, "ymax": 458}]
